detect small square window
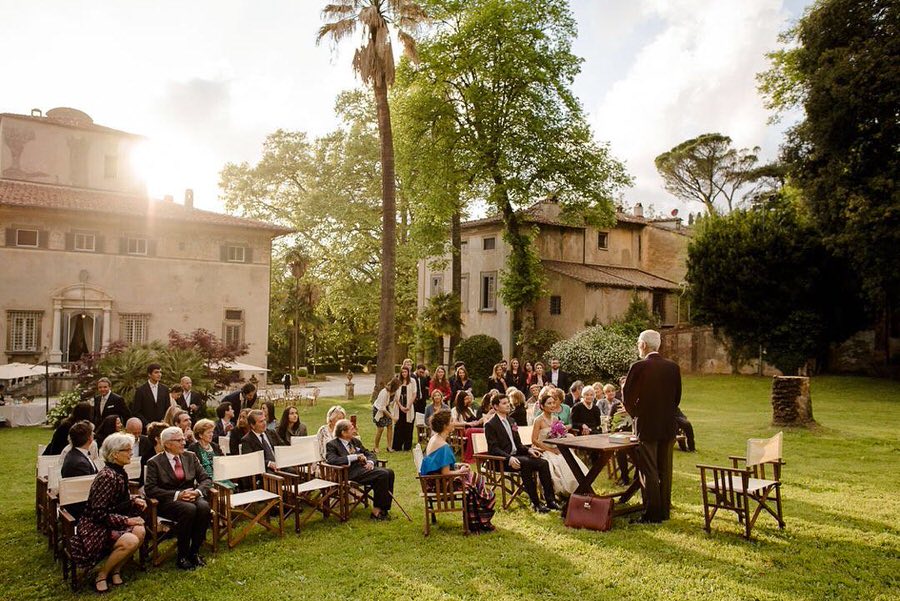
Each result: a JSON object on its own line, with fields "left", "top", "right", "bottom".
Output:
{"left": 16, "top": 229, "right": 38, "bottom": 247}
{"left": 430, "top": 274, "right": 444, "bottom": 297}
{"left": 460, "top": 240, "right": 468, "bottom": 252}
{"left": 550, "top": 296, "right": 562, "bottom": 315}
{"left": 74, "top": 233, "right": 95, "bottom": 252}
{"left": 483, "top": 237, "right": 496, "bottom": 250}
{"left": 597, "top": 232, "right": 609, "bottom": 250}
{"left": 127, "top": 238, "right": 147, "bottom": 255}
{"left": 226, "top": 245, "right": 246, "bottom": 263}
{"left": 120, "top": 314, "right": 149, "bottom": 345}
{"left": 225, "top": 309, "right": 244, "bottom": 321}
{"left": 480, "top": 272, "right": 497, "bottom": 311}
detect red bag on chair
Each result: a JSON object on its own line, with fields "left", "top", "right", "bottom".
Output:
{"left": 564, "top": 494, "right": 613, "bottom": 531}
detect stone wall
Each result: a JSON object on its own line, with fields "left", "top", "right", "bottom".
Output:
{"left": 660, "top": 325, "right": 781, "bottom": 375}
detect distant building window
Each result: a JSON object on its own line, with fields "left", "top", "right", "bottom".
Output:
{"left": 16, "top": 229, "right": 39, "bottom": 248}
{"left": 430, "top": 274, "right": 444, "bottom": 297}
{"left": 226, "top": 245, "right": 246, "bottom": 263}
{"left": 120, "top": 314, "right": 148, "bottom": 345}
{"left": 652, "top": 292, "right": 666, "bottom": 322}
{"left": 74, "top": 233, "right": 95, "bottom": 252}
{"left": 460, "top": 274, "right": 469, "bottom": 312}
{"left": 460, "top": 240, "right": 468, "bottom": 252}
{"left": 7, "top": 311, "right": 42, "bottom": 352}
{"left": 480, "top": 272, "right": 497, "bottom": 311}
{"left": 104, "top": 155, "right": 118, "bottom": 179}
{"left": 483, "top": 237, "right": 496, "bottom": 251}
{"left": 224, "top": 308, "right": 245, "bottom": 348}
{"left": 597, "top": 232, "right": 609, "bottom": 250}
{"left": 550, "top": 296, "right": 562, "bottom": 315}
{"left": 127, "top": 238, "right": 147, "bottom": 255}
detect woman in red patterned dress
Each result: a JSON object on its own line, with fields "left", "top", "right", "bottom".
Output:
{"left": 70, "top": 432, "right": 146, "bottom": 593}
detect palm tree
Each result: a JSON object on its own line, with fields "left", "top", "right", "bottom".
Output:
{"left": 318, "top": 0, "right": 427, "bottom": 390}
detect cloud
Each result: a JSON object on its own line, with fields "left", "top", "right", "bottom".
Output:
{"left": 586, "top": 0, "right": 791, "bottom": 215}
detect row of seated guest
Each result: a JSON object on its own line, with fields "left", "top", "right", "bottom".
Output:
{"left": 418, "top": 410, "right": 495, "bottom": 532}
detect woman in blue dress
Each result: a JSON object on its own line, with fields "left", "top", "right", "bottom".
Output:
{"left": 419, "top": 411, "right": 495, "bottom": 533}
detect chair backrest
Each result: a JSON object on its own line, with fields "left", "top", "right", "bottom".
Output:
{"left": 124, "top": 458, "right": 142, "bottom": 480}
{"left": 37, "top": 444, "right": 46, "bottom": 456}
{"left": 48, "top": 465, "right": 62, "bottom": 493}
{"left": 58, "top": 474, "right": 96, "bottom": 507}
{"left": 219, "top": 436, "right": 231, "bottom": 455}
{"left": 37, "top": 454, "right": 61, "bottom": 479}
{"left": 472, "top": 432, "right": 488, "bottom": 455}
{"left": 517, "top": 425, "right": 534, "bottom": 446}
{"left": 414, "top": 412, "right": 425, "bottom": 427}
{"left": 747, "top": 432, "right": 783, "bottom": 467}
{"left": 413, "top": 444, "right": 423, "bottom": 472}
{"left": 213, "top": 450, "right": 265, "bottom": 481}
{"left": 93, "top": 459, "right": 105, "bottom": 472}
{"left": 275, "top": 437, "right": 319, "bottom": 469}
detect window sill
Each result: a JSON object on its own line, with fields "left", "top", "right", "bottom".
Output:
{"left": 478, "top": 308, "right": 497, "bottom": 314}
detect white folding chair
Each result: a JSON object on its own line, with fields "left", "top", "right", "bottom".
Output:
{"left": 219, "top": 436, "right": 231, "bottom": 455}
{"left": 58, "top": 474, "right": 99, "bottom": 590}
{"left": 274, "top": 438, "right": 340, "bottom": 531}
{"left": 210, "top": 451, "right": 284, "bottom": 550}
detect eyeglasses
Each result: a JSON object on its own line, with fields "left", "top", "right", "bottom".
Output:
{"left": 170, "top": 438, "right": 186, "bottom": 444}
{"left": 119, "top": 447, "right": 133, "bottom": 454}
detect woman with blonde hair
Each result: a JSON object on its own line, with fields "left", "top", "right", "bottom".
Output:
{"left": 316, "top": 405, "right": 346, "bottom": 461}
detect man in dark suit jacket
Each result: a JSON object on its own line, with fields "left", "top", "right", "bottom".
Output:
{"left": 548, "top": 358, "right": 571, "bottom": 393}
{"left": 240, "top": 410, "right": 282, "bottom": 471}
{"left": 94, "top": 377, "right": 130, "bottom": 425}
{"left": 132, "top": 363, "right": 170, "bottom": 426}
{"left": 60, "top": 421, "right": 98, "bottom": 518}
{"left": 179, "top": 376, "right": 207, "bottom": 424}
{"left": 485, "top": 396, "right": 558, "bottom": 513}
{"left": 221, "top": 383, "right": 257, "bottom": 415}
{"left": 623, "top": 330, "right": 681, "bottom": 523}
{"left": 212, "top": 402, "right": 235, "bottom": 439}
{"left": 144, "top": 426, "right": 212, "bottom": 570}
{"left": 325, "top": 419, "right": 395, "bottom": 520}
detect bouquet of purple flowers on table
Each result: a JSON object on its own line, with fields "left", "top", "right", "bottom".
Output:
{"left": 548, "top": 420, "right": 569, "bottom": 439}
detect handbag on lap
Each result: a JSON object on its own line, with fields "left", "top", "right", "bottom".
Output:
{"left": 564, "top": 493, "right": 613, "bottom": 531}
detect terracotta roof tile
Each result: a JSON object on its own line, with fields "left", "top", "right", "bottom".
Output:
{"left": 542, "top": 259, "right": 679, "bottom": 290}
{"left": 462, "top": 199, "right": 646, "bottom": 229}
{"left": 0, "top": 112, "right": 143, "bottom": 138}
{"left": 0, "top": 179, "right": 292, "bottom": 234}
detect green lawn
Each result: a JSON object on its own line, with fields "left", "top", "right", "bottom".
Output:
{"left": 1, "top": 375, "right": 898, "bottom": 600}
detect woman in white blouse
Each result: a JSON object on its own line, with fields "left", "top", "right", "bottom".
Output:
{"left": 316, "top": 405, "right": 346, "bottom": 461}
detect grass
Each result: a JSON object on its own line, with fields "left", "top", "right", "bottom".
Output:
{"left": 1, "top": 375, "right": 898, "bottom": 600}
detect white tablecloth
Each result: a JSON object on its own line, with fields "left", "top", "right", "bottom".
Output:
{"left": 0, "top": 403, "right": 48, "bottom": 427}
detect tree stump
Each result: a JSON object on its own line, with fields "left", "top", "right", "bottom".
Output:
{"left": 771, "top": 376, "right": 815, "bottom": 426}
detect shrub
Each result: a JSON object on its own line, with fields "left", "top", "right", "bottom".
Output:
{"left": 298, "top": 366, "right": 309, "bottom": 378}
{"left": 97, "top": 344, "right": 212, "bottom": 404}
{"left": 47, "top": 386, "right": 87, "bottom": 428}
{"left": 518, "top": 328, "right": 562, "bottom": 363}
{"left": 454, "top": 334, "right": 503, "bottom": 394}
{"left": 544, "top": 326, "right": 638, "bottom": 383}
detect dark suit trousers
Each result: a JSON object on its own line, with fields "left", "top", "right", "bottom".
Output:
{"left": 511, "top": 455, "right": 555, "bottom": 506}
{"left": 352, "top": 467, "right": 395, "bottom": 511}
{"left": 637, "top": 439, "right": 674, "bottom": 521}
{"left": 158, "top": 497, "right": 210, "bottom": 559}
{"left": 675, "top": 415, "right": 695, "bottom": 451}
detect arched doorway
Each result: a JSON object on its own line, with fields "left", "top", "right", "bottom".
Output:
{"left": 50, "top": 282, "right": 113, "bottom": 363}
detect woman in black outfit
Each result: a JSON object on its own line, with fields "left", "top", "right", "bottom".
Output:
{"left": 392, "top": 365, "right": 417, "bottom": 451}
{"left": 450, "top": 365, "right": 473, "bottom": 400}
{"left": 44, "top": 401, "right": 95, "bottom": 455}
{"left": 504, "top": 358, "right": 527, "bottom": 391}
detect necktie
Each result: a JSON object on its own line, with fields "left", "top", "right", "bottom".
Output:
{"left": 173, "top": 455, "right": 185, "bottom": 481}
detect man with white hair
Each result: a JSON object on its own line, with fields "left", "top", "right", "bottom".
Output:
{"left": 623, "top": 329, "right": 681, "bottom": 523}
{"left": 144, "top": 426, "right": 212, "bottom": 570}
{"left": 125, "top": 417, "right": 155, "bottom": 479}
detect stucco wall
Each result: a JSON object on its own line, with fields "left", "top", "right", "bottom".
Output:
{"left": 642, "top": 225, "right": 689, "bottom": 283}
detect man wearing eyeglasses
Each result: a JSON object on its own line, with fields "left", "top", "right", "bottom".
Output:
{"left": 144, "top": 426, "right": 212, "bottom": 570}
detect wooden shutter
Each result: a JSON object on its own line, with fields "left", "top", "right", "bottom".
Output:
{"left": 65, "top": 233, "right": 74, "bottom": 251}
{"left": 95, "top": 235, "right": 105, "bottom": 253}
{"left": 4, "top": 228, "right": 13, "bottom": 247}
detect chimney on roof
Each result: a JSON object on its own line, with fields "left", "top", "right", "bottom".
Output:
{"left": 633, "top": 203, "right": 644, "bottom": 218}
{"left": 30, "top": 108, "right": 43, "bottom": 117}
{"left": 164, "top": 194, "right": 174, "bottom": 203}
{"left": 184, "top": 189, "right": 194, "bottom": 209}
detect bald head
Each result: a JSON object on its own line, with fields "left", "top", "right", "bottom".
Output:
{"left": 125, "top": 417, "right": 143, "bottom": 437}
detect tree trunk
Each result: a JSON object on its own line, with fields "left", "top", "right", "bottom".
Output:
{"left": 373, "top": 78, "right": 397, "bottom": 392}
{"left": 771, "top": 376, "right": 815, "bottom": 426}
{"left": 449, "top": 209, "right": 462, "bottom": 361}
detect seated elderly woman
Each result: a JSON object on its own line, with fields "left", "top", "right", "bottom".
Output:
{"left": 188, "top": 419, "right": 235, "bottom": 489}
{"left": 69, "top": 432, "right": 147, "bottom": 593}
{"left": 316, "top": 405, "right": 346, "bottom": 461}
{"left": 419, "top": 411, "right": 495, "bottom": 533}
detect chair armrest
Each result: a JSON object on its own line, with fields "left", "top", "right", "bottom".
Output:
{"left": 261, "top": 472, "right": 284, "bottom": 495}
{"left": 728, "top": 455, "right": 746, "bottom": 468}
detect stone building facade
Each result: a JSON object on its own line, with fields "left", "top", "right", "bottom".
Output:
{"left": 417, "top": 198, "right": 692, "bottom": 357}
{"left": 0, "top": 108, "right": 289, "bottom": 369}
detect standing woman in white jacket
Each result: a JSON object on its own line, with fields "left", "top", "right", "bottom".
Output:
{"left": 391, "top": 365, "right": 418, "bottom": 451}
{"left": 372, "top": 377, "right": 401, "bottom": 453}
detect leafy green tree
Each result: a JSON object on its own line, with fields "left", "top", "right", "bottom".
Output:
{"left": 317, "top": 0, "right": 428, "bottom": 389}
{"left": 394, "top": 0, "right": 629, "bottom": 339}
{"left": 654, "top": 133, "right": 762, "bottom": 215}
{"left": 759, "top": 0, "right": 900, "bottom": 362}
{"left": 686, "top": 191, "right": 865, "bottom": 373}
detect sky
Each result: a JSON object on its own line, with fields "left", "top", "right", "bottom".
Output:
{"left": 0, "top": 0, "right": 812, "bottom": 217}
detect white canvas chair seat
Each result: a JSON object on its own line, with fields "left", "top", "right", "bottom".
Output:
{"left": 705, "top": 476, "right": 778, "bottom": 494}
{"left": 275, "top": 438, "right": 340, "bottom": 530}
{"left": 229, "top": 488, "right": 280, "bottom": 507}
{"left": 210, "top": 451, "right": 284, "bottom": 550}
{"left": 219, "top": 436, "right": 231, "bottom": 455}
{"left": 293, "top": 478, "right": 338, "bottom": 494}
{"left": 57, "top": 473, "right": 99, "bottom": 587}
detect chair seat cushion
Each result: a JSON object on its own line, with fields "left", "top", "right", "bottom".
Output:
{"left": 293, "top": 478, "right": 338, "bottom": 494}
{"left": 229, "top": 489, "right": 281, "bottom": 507}
{"left": 706, "top": 476, "right": 778, "bottom": 494}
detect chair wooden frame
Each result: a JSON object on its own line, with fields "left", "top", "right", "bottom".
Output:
{"left": 274, "top": 437, "right": 340, "bottom": 532}
{"left": 36, "top": 452, "right": 60, "bottom": 535}
{"left": 415, "top": 412, "right": 429, "bottom": 446}
{"left": 697, "top": 433, "right": 785, "bottom": 539}
{"left": 144, "top": 496, "right": 179, "bottom": 566}
{"left": 471, "top": 432, "right": 527, "bottom": 510}
{"left": 210, "top": 451, "right": 284, "bottom": 550}
{"left": 320, "top": 458, "right": 411, "bottom": 522}
{"left": 413, "top": 449, "right": 468, "bottom": 536}
{"left": 57, "top": 474, "right": 101, "bottom": 590}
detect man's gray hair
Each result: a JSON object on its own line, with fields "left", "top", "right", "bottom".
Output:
{"left": 159, "top": 426, "right": 184, "bottom": 445}
{"left": 100, "top": 432, "right": 134, "bottom": 462}
{"left": 638, "top": 330, "right": 661, "bottom": 352}
{"left": 97, "top": 377, "right": 111, "bottom": 386}
{"left": 333, "top": 419, "right": 353, "bottom": 439}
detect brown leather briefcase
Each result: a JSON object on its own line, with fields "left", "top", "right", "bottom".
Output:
{"left": 564, "top": 493, "right": 613, "bottom": 531}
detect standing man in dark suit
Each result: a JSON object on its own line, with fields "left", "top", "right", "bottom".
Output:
{"left": 325, "top": 419, "right": 395, "bottom": 521}
{"left": 484, "top": 396, "right": 558, "bottom": 513}
{"left": 180, "top": 376, "right": 206, "bottom": 424}
{"left": 144, "top": 426, "right": 212, "bottom": 570}
{"left": 623, "top": 329, "right": 681, "bottom": 523}
{"left": 133, "top": 363, "right": 170, "bottom": 426}
{"left": 221, "top": 383, "right": 257, "bottom": 415}
{"left": 94, "top": 377, "right": 130, "bottom": 425}
{"left": 412, "top": 364, "right": 430, "bottom": 415}
{"left": 548, "top": 358, "right": 571, "bottom": 393}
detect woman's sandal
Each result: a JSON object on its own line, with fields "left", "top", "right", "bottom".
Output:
{"left": 110, "top": 573, "right": 124, "bottom": 586}
{"left": 94, "top": 577, "right": 109, "bottom": 594}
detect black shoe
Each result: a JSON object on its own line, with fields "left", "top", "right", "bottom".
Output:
{"left": 546, "top": 501, "right": 561, "bottom": 511}
{"left": 190, "top": 554, "right": 206, "bottom": 567}
{"left": 176, "top": 557, "right": 196, "bottom": 571}
{"left": 532, "top": 504, "right": 551, "bottom": 514}
{"left": 630, "top": 514, "right": 661, "bottom": 524}
{"left": 370, "top": 512, "right": 389, "bottom": 521}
